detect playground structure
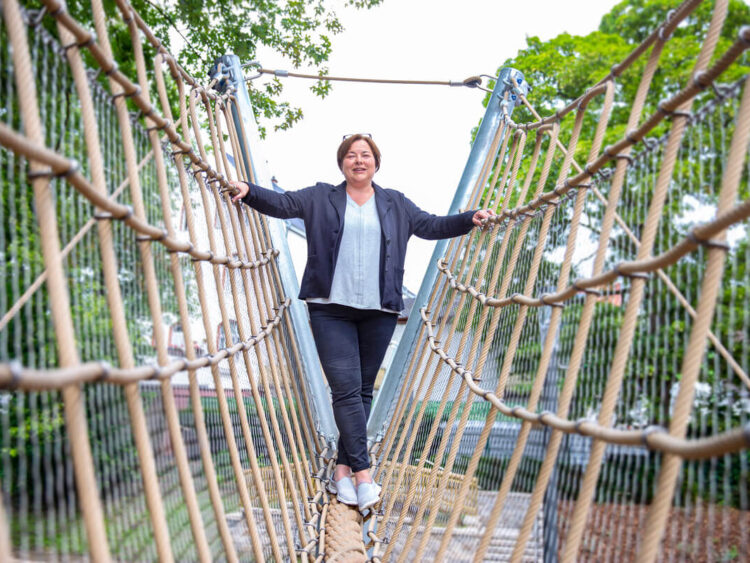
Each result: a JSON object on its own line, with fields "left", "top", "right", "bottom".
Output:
{"left": 0, "top": 0, "right": 749, "bottom": 561}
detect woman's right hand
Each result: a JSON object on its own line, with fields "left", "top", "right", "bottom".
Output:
{"left": 229, "top": 180, "right": 250, "bottom": 203}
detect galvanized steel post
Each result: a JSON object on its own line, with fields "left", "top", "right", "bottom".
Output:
{"left": 211, "top": 54, "right": 338, "bottom": 449}
{"left": 367, "top": 68, "right": 528, "bottom": 444}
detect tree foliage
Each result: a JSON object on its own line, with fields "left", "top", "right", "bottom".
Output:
{"left": 53, "top": 0, "right": 383, "bottom": 135}
{"left": 494, "top": 0, "right": 749, "bottom": 129}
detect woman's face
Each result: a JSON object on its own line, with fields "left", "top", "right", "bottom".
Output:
{"left": 341, "top": 140, "right": 377, "bottom": 188}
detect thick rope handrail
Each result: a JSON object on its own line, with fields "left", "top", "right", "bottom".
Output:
{"left": 0, "top": 300, "right": 290, "bottom": 389}
{"left": 40, "top": 0, "right": 251, "bottom": 196}
{"left": 561, "top": 2, "right": 729, "bottom": 557}
{"left": 0, "top": 120, "right": 281, "bottom": 269}
{"left": 507, "top": 86, "right": 750, "bottom": 400}
{"left": 419, "top": 309, "right": 750, "bottom": 459}
{"left": 0, "top": 149, "right": 154, "bottom": 332}
{"left": 468, "top": 56, "right": 750, "bottom": 396}
{"left": 440, "top": 194, "right": 749, "bottom": 307}
{"left": 477, "top": 74, "right": 749, "bottom": 232}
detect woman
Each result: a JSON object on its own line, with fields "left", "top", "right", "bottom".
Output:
{"left": 230, "top": 134, "right": 493, "bottom": 511}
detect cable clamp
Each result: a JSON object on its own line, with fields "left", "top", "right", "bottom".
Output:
{"left": 62, "top": 35, "right": 95, "bottom": 52}
{"left": 625, "top": 129, "right": 642, "bottom": 146}
{"left": 146, "top": 119, "right": 171, "bottom": 133}
{"left": 104, "top": 61, "right": 118, "bottom": 77}
{"left": 136, "top": 230, "right": 167, "bottom": 242}
{"left": 657, "top": 101, "right": 692, "bottom": 120}
{"left": 658, "top": 9, "right": 677, "bottom": 42}
{"left": 538, "top": 411, "right": 554, "bottom": 425}
{"left": 641, "top": 425, "right": 667, "bottom": 448}
{"left": 738, "top": 25, "right": 750, "bottom": 47}
{"left": 28, "top": 158, "right": 79, "bottom": 179}
{"left": 192, "top": 250, "right": 213, "bottom": 263}
{"left": 658, "top": 24, "right": 671, "bottom": 43}
{"left": 614, "top": 263, "right": 650, "bottom": 280}
{"left": 604, "top": 145, "right": 633, "bottom": 165}
{"left": 687, "top": 231, "right": 730, "bottom": 251}
{"left": 572, "top": 280, "right": 602, "bottom": 297}
{"left": 48, "top": 3, "right": 66, "bottom": 16}
{"left": 8, "top": 360, "right": 22, "bottom": 391}
{"left": 112, "top": 84, "right": 141, "bottom": 101}
{"left": 150, "top": 365, "right": 163, "bottom": 380}
{"left": 574, "top": 418, "right": 588, "bottom": 433}
{"left": 540, "top": 294, "right": 564, "bottom": 308}
{"left": 167, "top": 241, "right": 193, "bottom": 254}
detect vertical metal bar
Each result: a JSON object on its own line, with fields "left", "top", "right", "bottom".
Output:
{"left": 367, "top": 68, "right": 527, "bottom": 443}
{"left": 211, "top": 54, "right": 338, "bottom": 448}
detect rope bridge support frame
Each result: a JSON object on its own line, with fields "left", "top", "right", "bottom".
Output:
{"left": 365, "top": 66, "right": 528, "bottom": 557}
{"left": 367, "top": 67, "right": 529, "bottom": 446}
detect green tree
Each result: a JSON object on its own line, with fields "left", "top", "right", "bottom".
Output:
{"left": 60, "top": 0, "right": 384, "bottom": 135}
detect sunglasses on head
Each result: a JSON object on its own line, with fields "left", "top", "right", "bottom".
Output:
{"left": 342, "top": 133, "right": 372, "bottom": 140}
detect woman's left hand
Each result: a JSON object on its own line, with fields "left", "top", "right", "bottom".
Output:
{"left": 472, "top": 208, "right": 496, "bottom": 228}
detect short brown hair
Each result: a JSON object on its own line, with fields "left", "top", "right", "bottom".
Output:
{"left": 337, "top": 134, "right": 381, "bottom": 171}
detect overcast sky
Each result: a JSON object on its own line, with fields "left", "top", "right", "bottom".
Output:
{"left": 254, "top": 0, "right": 620, "bottom": 290}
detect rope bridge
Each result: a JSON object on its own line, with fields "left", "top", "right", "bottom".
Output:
{"left": 0, "top": 1, "right": 748, "bottom": 562}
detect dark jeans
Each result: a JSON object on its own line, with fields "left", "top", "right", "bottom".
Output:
{"left": 308, "top": 302, "right": 398, "bottom": 472}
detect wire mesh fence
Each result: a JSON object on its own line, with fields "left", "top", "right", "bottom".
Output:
{"left": 368, "top": 1, "right": 750, "bottom": 561}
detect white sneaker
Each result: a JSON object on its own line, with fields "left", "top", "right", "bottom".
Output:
{"left": 357, "top": 481, "right": 382, "bottom": 512}
{"left": 327, "top": 476, "right": 358, "bottom": 506}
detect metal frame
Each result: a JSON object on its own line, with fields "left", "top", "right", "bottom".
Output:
{"left": 367, "top": 67, "right": 528, "bottom": 444}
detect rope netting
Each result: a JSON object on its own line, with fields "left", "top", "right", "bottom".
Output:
{"left": 367, "top": 1, "right": 750, "bottom": 561}
{"left": 0, "top": 0, "right": 749, "bottom": 561}
{"left": 0, "top": 0, "right": 333, "bottom": 560}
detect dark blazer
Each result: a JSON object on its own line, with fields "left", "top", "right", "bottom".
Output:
{"left": 242, "top": 181, "right": 476, "bottom": 311}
